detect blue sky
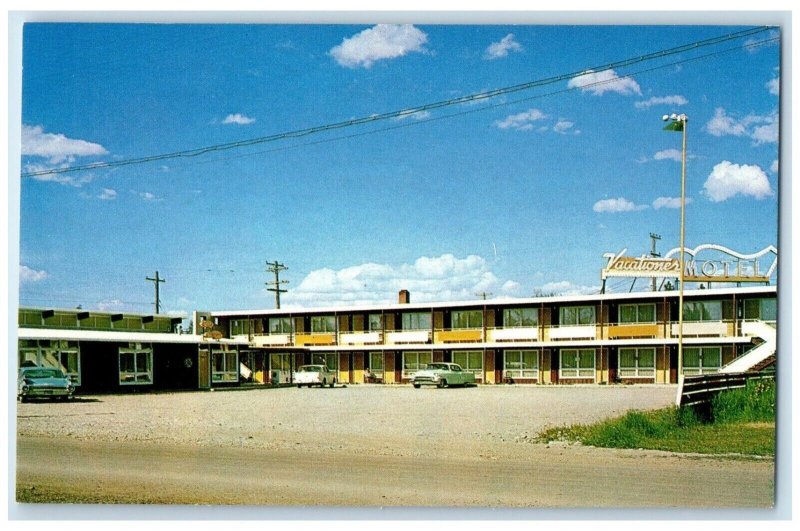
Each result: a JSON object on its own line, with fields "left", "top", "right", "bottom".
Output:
{"left": 15, "top": 22, "right": 781, "bottom": 317}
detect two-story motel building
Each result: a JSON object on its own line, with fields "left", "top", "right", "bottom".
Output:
{"left": 17, "top": 284, "right": 776, "bottom": 393}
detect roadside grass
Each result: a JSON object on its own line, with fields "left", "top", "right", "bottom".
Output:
{"left": 537, "top": 379, "right": 775, "bottom": 457}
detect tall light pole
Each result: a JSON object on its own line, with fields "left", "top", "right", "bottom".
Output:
{"left": 663, "top": 113, "right": 688, "bottom": 384}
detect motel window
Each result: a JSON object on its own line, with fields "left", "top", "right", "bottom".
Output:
{"left": 269, "top": 317, "right": 292, "bottom": 334}
{"left": 270, "top": 353, "right": 292, "bottom": 373}
{"left": 368, "top": 314, "right": 383, "bottom": 331}
{"left": 19, "top": 340, "right": 82, "bottom": 386}
{"left": 312, "top": 352, "right": 338, "bottom": 373}
{"left": 369, "top": 352, "right": 384, "bottom": 377}
{"left": 560, "top": 349, "right": 595, "bottom": 379}
{"left": 452, "top": 350, "right": 483, "bottom": 378}
{"left": 683, "top": 301, "right": 722, "bottom": 322}
{"left": 311, "top": 316, "right": 336, "bottom": 333}
{"left": 503, "top": 308, "right": 538, "bottom": 328}
{"left": 402, "top": 351, "right": 432, "bottom": 378}
{"left": 504, "top": 350, "right": 538, "bottom": 380}
{"left": 119, "top": 344, "right": 153, "bottom": 385}
{"left": 618, "top": 348, "right": 656, "bottom": 378}
{"left": 402, "top": 312, "right": 431, "bottom": 331}
{"left": 619, "top": 303, "right": 656, "bottom": 324}
{"left": 683, "top": 346, "right": 722, "bottom": 376}
{"left": 744, "top": 299, "right": 777, "bottom": 322}
{"left": 212, "top": 349, "right": 239, "bottom": 382}
{"left": 230, "top": 319, "right": 249, "bottom": 336}
{"left": 451, "top": 310, "right": 483, "bottom": 329}
{"left": 560, "top": 306, "right": 596, "bottom": 326}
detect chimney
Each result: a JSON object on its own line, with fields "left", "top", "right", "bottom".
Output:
{"left": 398, "top": 289, "right": 410, "bottom": 304}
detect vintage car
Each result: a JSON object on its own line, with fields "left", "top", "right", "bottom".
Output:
{"left": 411, "top": 362, "right": 476, "bottom": 388}
{"left": 18, "top": 367, "right": 75, "bottom": 402}
{"left": 293, "top": 364, "right": 336, "bottom": 388}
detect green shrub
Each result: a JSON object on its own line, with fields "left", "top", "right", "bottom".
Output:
{"left": 711, "top": 378, "right": 775, "bottom": 424}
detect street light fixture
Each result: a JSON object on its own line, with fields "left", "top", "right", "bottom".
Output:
{"left": 662, "top": 113, "right": 688, "bottom": 385}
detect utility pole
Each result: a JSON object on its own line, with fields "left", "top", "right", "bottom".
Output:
{"left": 266, "top": 261, "right": 289, "bottom": 309}
{"left": 475, "top": 291, "right": 492, "bottom": 300}
{"left": 649, "top": 233, "right": 662, "bottom": 291}
{"left": 146, "top": 271, "right": 166, "bottom": 314}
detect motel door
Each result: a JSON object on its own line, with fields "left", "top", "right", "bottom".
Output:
{"left": 198, "top": 347, "right": 211, "bottom": 389}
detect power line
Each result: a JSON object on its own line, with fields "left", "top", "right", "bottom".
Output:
{"left": 20, "top": 26, "right": 772, "bottom": 179}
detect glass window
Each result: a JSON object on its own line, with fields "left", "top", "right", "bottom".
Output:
{"left": 368, "top": 314, "right": 383, "bottom": 331}
{"left": 560, "top": 306, "right": 595, "bottom": 326}
{"left": 619, "top": 304, "right": 656, "bottom": 323}
{"left": 311, "top": 316, "right": 336, "bottom": 333}
{"left": 402, "top": 312, "right": 431, "bottom": 330}
{"left": 369, "top": 352, "right": 384, "bottom": 376}
{"left": 230, "top": 319, "right": 248, "bottom": 336}
{"left": 744, "top": 298, "right": 776, "bottom": 321}
{"left": 451, "top": 310, "right": 483, "bottom": 329}
{"left": 683, "top": 347, "right": 722, "bottom": 376}
{"left": 453, "top": 350, "right": 483, "bottom": 377}
{"left": 312, "top": 352, "right": 338, "bottom": 372}
{"left": 504, "top": 308, "right": 539, "bottom": 327}
{"left": 402, "top": 351, "right": 432, "bottom": 378}
{"left": 119, "top": 344, "right": 153, "bottom": 385}
{"left": 683, "top": 301, "right": 722, "bottom": 321}
{"left": 504, "top": 350, "right": 538, "bottom": 379}
{"left": 270, "top": 353, "right": 292, "bottom": 373}
{"left": 269, "top": 317, "right": 292, "bottom": 334}
{"left": 618, "top": 348, "right": 656, "bottom": 378}
{"left": 560, "top": 349, "right": 595, "bottom": 379}
{"left": 212, "top": 349, "right": 239, "bottom": 382}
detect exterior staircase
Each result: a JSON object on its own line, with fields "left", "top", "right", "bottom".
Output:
{"left": 719, "top": 320, "right": 776, "bottom": 373}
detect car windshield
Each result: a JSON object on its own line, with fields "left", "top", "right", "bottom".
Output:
{"left": 427, "top": 363, "right": 448, "bottom": 370}
{"left": 22, "top": 368, "right": 64, "bottom": 379}
{"left": 299, "top": 366, "right": 321, "bottom": 372}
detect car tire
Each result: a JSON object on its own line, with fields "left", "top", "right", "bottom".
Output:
{"left": 413, "top": 383, "right": 421, "bottom": 389}
{"left": 322, "top": 378, "right": 327, "bottom": 388}
{"left": 437, "top": 379, "right": 447, "bottom": 389}
{"left": 329, "top": 378, "right": 335, "bottom": 388}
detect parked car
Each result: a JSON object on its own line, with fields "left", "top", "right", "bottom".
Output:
{"left": 412, "top": 362, "right": 476, "bottom": 388}
{"left": 293, "top": 364, "right": 336, "bottom": 388}
{"left": 18, "top": 367, "right": 75, "bottom": 402}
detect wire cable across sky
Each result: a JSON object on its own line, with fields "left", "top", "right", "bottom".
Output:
{"left": 20, "top": 25, "right": 773, "bottom": 179}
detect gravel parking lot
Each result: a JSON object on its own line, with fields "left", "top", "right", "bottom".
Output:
{"left": 15, "top": 384, "right": 775, "bottom": 507}
{"left": 17, "top": 384, "right": 678, "bottom": 455}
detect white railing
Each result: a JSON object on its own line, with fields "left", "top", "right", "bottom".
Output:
{"left": 339, "top": 331, "right": 383, "bottom": 345}
{"left": 488, "top": 327, "right": 540, "bottom": 342}
{"left": 386, "top": 330, "right": 431, "bottom": 344}
{"left": 549, "top": 325, "right": 596, "bottom": 340}
{"left": 671, "top": 321, "right": 729, "bottom": 337}
{"left": 252, "top": 334, "right": 293, "bottom": 347}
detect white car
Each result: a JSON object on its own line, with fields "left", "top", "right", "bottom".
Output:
{"left": 293, "top": 364, "right": 336, "bottom": 388}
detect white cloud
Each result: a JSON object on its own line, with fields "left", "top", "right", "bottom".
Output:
{"left": 567, "top": 69, "right": 641, "bottom": 96}
{"left": 635, "top": 95, "right": 688, "bottom": 109}
{"left": 131, "top": 190, "right": 162, "bottom": 202}
{"left": 392, "top": 109, "right": 431, "bottom": 121}
{"left": 20, "top": 265, "right": 48, "bottom": 283}
{"left": 22, "top": 124, "right": 108, "bottom": 164}
{"left": 771, "top": 160, "right": 779, "bottom": 173}
{"left": 96, "top": 299, "right": 125, "bottom": 311}
{"left": 535, "top": 281, "right": 599, "bottom": 296}
{"left": 484, "top": 33, "right": 523, "bottom": 60}
{"left": 281, "top": 254, "right": 520, "bottom": 307}
{"left": 329, "top": 24, "right": 428, "bottom": 68}
{"left": 592, "top": 197, "right": 649, "bottom": 213}
{"left": 652, "top": 196, "right": 694, "bottom": 209}
{"left": 653, "top": 149, "right": 682, "bottom": 162}
{"left": 222, "top": 113, "right": 256, "bottom": 125}
{"left": 494, "top": 109, "right": 548, "bottom": 131}
{"left": 703, "top": 161, "right": 774, "bottom": 202}
{"left": 553, "top": 119, "right": 579, "bottom": 135}
{"left": 98, "top": 188, "right": 117, "bottom": 200}
{"left": 705, "top": 107, "right": 778, "bottom": 145}
{"left": 766, "top": 77, "right": 779, "bottom": 96}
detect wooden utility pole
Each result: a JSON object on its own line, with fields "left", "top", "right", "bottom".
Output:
{"left": 650, "top": 233, "right": 662, "bottom": 291}
{"left": 266, "top": 261, "right": 289, "bottom": 309}
{"left": 146, "top": 271, "right": 166, "bottom": 314}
